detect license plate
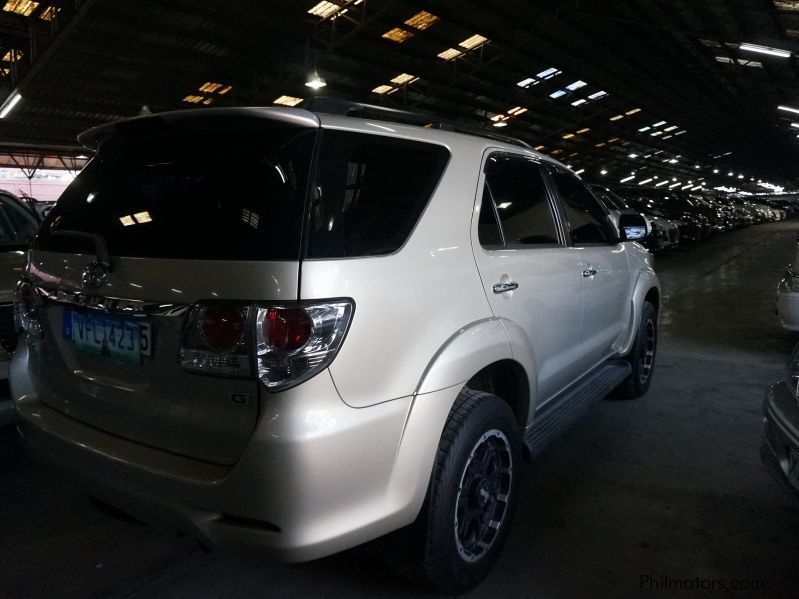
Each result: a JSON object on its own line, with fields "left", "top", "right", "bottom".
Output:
{"left": 787, "top": 446, "right": 799, "bottom": 490}
{"left": 62, "top": 309, "right": 151, "bottom": 364}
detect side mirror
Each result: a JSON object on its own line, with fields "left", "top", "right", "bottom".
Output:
{"left": 618, "top": 213, "right": 648, "bottom": 241}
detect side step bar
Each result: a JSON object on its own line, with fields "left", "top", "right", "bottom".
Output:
{"left": 523, "top": 359, "right": 632, "bottom": 459}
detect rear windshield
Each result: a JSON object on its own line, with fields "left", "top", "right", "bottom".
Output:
{"left": 35, "top": 117, "right": 316, "bottom": 260}
{"left": 307, "top": 131, "right": 449, "bottom": 258}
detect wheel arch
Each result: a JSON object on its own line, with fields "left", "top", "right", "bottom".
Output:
{"left": 618, "top": 268, "right": 661, "bottom": 356}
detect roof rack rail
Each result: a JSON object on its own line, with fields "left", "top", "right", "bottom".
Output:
{"left": 302, "top": 97, "right": 532, "bottom": 150}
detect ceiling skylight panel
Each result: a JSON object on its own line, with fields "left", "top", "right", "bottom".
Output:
{"left": 405, "top": 10, "right": 439, "bottom": 30}
{"left": 273, "top": 95, "right": 303, "bottom": 106}
{"left": 307, "top": 1, "right": 341, "bottom": 18}
{"left": 2, "top": 0, "right": 37, "bottom": 16}
{"left": 537, "top": 67, "right": 561, "bottom": 79}
{"left": 390, "top": 73, "right": 418, "bottom": 85}
{"left": 459, "top": 34, "right": 489, "bottom": 49}
{"left": 382, "top": 28, "right": 413, "bottom": 43}
{"left": 438, "top": 48, "right": 463, "bottom": 60}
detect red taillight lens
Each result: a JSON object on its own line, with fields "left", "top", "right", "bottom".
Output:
{"left": 264, "top": 307, "right": 313, "bottom": 352}
{"left": 200, "top": 305, "right": 246, "bottom": 352}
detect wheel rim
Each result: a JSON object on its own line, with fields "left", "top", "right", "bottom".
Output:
{"left": 454, "top": 429, "right": 513, "bottom": 563}
{"left": 637, "top": 317, "right": 656, "bottom": 384}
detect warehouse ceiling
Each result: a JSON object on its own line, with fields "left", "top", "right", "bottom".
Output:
{"left": 0, "top": 0, "right": 798, "bottom": 191}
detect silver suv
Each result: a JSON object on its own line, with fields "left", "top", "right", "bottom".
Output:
{"left": 12, "top": 106, "right": 660, "bottom": 593}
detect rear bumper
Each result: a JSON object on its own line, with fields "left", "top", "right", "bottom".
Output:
{"left": 761, "top": 382, "right": 799, "bottom": 501}
{"left": 11, "top": 343, "right": 454, "bottom": 561}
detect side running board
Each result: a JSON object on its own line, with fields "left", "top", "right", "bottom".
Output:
{"left": 523, "top": 359, "right": 632, "bottom": 459}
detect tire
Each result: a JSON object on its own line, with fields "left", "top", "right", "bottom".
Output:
{"left": 417, "top": 389, "right": 521, "bottom": 594}
{"left": 616, "top": 300, "right": 658, "bottom": 398}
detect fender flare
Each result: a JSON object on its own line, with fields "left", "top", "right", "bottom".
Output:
{"left": 618, "top": 266, "right": 660, "bottom": 356}
{"left": 414, "top": 317, "right": 513, "bottom": 395}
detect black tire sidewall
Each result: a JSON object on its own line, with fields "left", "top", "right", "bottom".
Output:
{"left": 629, "top": 301, "right": 658, "bottom": 396}
{"left": 422, "top": 392, "right": 521, "bottom": 593}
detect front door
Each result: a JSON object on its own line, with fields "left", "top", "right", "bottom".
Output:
{"left": 547, "top": 166, "right": 632, "bottom": 371}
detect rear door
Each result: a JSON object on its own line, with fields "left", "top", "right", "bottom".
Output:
{"left": 546, "top": 166, "right": 631, "bottom": 371}
{"left": 472, "top": 153, "right": 583, "bottom": 410}
{"left": 26, "top": 113, "right": 316, "bottom": 465}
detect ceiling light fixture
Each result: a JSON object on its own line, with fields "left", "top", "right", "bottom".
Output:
{"left": 0, "top": 90, "right": 21, "bottom": 118}
{"left": 739, "top": 42, "right": 792, "bottom": 57}
{"left": 305, "top": 70, "right": 327, "bottom": 89}
{"left": 779, "top": 105, "right": 799, "bottom": 114}
{"left": 620, "top": 175, "right": 635, "bottom": 183}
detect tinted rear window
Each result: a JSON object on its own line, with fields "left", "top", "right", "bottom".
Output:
{"left": 35, "top": 117, "right": 316, "bottom": 260}
{"left": 307, "top": 131, "right": 449, "bottom": 258}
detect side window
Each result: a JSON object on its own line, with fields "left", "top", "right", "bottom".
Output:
{"left": 480, "top": 155, "right": 560, "bottom": 248}
{"left": 478, "top": 188, "right": 502, "bottom": 247}
{"left": 0, "top": 194, "right": 38, "bottom": 243}
{"left": 307, "top": 131, "right": 450, "bottom": 258}
{"left": 550, "top": 169, "right": 614, "bottom": 245}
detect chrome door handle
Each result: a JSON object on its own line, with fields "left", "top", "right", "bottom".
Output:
{"left": 493, "top": 281, "right": 519, "bottom": 294}
{"left": 582, "top": 268, "right": 597, "bottom": 277}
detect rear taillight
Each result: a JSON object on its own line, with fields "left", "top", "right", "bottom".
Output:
{"left": 264, "top": 308, "right": 313, "bottom": 352}
{"left": 14, "top": 279, "right": 41, "bottom": 337}
{"left": 179, "top": 303, "right": 251, "bottom": 377}
{"left": 179, "top": 299, "right": 353, "bottom": 389}
{"left": 256, "top": 301, "right": 353, "bottom": 391}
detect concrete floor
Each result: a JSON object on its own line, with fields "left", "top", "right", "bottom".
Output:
{"left": 2, "top": 221, "right": 799, "bottom": 598}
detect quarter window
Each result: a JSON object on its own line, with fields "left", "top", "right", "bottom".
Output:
{"left": 307, "top": 131, "right": 450, "bottom": 258}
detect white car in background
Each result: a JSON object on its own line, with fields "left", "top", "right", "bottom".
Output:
{"left": 0, "top": 190, "right": 39, "bottom": 425}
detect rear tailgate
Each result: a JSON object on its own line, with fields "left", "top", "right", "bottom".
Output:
{"left": 24, "top": 110, "right": 317, "bottom": 464}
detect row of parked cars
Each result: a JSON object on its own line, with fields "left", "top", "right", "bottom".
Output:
{"left": 591, "top": 184, "right": 788, "bottom": 253}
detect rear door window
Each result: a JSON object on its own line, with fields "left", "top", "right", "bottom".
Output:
{"left": 306, "top": 131, "right": 449, "bottom": 258}
{"left": 481, "top": 155, "right": 560, "bottom": 248}
{"left": 35, "top": 118, "right": 316, "bottom": 260}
